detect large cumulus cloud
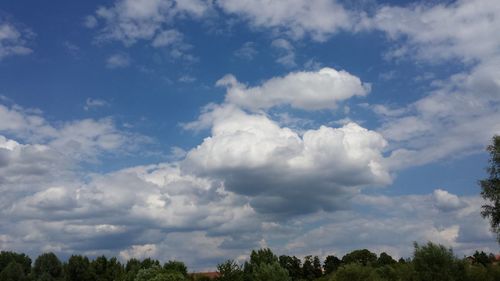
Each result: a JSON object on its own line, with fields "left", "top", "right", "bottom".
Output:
{"left": 183, "top": 105, "right": 389, "bottom": 216}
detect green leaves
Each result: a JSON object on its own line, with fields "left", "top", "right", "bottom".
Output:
{"left": 480, "top": 135, "right": 500, "bottom": 242}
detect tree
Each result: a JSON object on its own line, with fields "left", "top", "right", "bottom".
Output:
{"left": 33, "top": 253, "right": 63, "bottom": 281}
{"left": 312, "top": 256, "right": 322, "bottom": 278}
{"left": 302, "top": 256, "right": 315, "bottom": 280}
{"left": 163, "top": 261, "right": 187, "bottom": 277}
{"left": 334, "top": 263, "right": 378, "bottom": 281}
{"left": 0, "top": 261, "right": 27, "bottom": 281}
{"left": 278, "top": 255, "right": 301, "bottom": 281}
{"left": 412, "top": 242, "right": 459, "bottom": 281}
{"left": 480, "top": 135, "right": 500, "bottom": 242}
{"left": 323, "top": 255, "right": 341, "bottom": 275}
{"left": 134, "top": 266, "right": 185, "bottom": 281}
{"left": 243, "top": 248, "right": 280, "bottom": 281}
{"left": 472, "top": 251, "right": 491, "bottom": 266}
{"left": 0, "top": 251, "right": 31, "bottom": 276}
{"left": 250, "top": 262, "right": 289, "bottom": 281}
{"left": 341, "top": 249, "right": 377, "bottom": 266}
{"left": 377, "top": 252, "right": 396, "bottom": 267}
{"left": 65, "top": 255, "right": 93, "bottom": 281}
{"left": 216, "top": 260, "right": 243, "bottom": 281}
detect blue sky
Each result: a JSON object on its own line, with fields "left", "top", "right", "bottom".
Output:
{"left": 0, "top": 0, "right": 499, "bottom": 270}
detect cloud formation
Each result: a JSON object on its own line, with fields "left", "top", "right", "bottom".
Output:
{"left": 217, "top": 0, "right": 352, "bottom": 41}
{"left": 0, "top": 20, "right": 33, "bottom": 60}
{"left": 218, "top": 67, "right": 370, "bottom": 111}
{"left": 183, "top": 105, "right": 390, "bottom": 216}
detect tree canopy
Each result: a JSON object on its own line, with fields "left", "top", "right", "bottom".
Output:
{"left": 480, "top": 135, "right": 500, "bottom": 242}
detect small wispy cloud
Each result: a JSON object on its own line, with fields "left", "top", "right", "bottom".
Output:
{"left": 271, "top": 38, "right": 296, "bottom": 67}
{"left": 84, "top": 98, "right": 109, "bottom": 111}
{"left": 234, "top": 42, "right": 258, "bottom": 60}
{"left": 106, "top": 53, "right": 130, "bottom": 69}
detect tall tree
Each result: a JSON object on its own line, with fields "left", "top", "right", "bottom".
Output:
{"left": 412, "top": 242, "right": 462, "bottom": 281}
{"left": 163, "top": 261, "right": 187, "bottom": 277}
{"left": 278, "top": 255, "right": 301, "bottom": 281}
{"left": 323, "top": 255, "right": 341, "bottom": 275}
{"left": 33, "top": 253, "right": 63, "bottom": 281}
{"left": 65, "top": 255, "right": 92, "bottom": 281}
{"left": 0, "top": 251, "right": 31, "bottom": 276}
{"left": 0, "top": 261, "right": 27, "bottom": 281}
{"left": 216, "top": 260, "right": 243, "bottom": 281}
{"left": 302, "top": 256, "right": 315, "bottom": 281}
{"left": 480, "top": 135, "right": 500, "bottom": 242}
{"left": 312, "top": 256, "right": 322, "bottom": 278}
{"left": 341, "top": 249, "right": 377, "bottom": 266}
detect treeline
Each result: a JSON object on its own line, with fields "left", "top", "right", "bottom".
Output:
{"left": 0, "top": 242, "right": 499, "bottom": 281}
{"left": 217, "top": 243, "right": 500, "bottom": 281}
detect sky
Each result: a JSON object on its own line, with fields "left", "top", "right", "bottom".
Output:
{"left": 0, "top": 0, "right": 499, "bottom": 271}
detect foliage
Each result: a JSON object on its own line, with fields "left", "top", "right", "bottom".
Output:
{"left": 0, "top": 261, "right": 28, "bottom": 281}
{"left": 216, "top": 260, "right": 243, "bottom": 281}
{"left": 66, "top": 255, "right": 93, "bottom": 281}
{"left": 0, "top": 251, "right": 31, "bottom": 276}
{"left": 341, "top": 249, "right": 377, "bottom": 266}
{"left": 250, "top": 262, "right": 289, "bottom": 281}
{"left": 279, "top": 255, "right": 302, "bottom": 280}
{"left": 33, "top": 253, "right": 63, "bottom": 280}
{"left": 323, "top": 255, "right": 341, "bottom": 275}
{"left": 333, "top": 263, "right": 378, "bottom": 281}
{"left": 412, "top": 242, "right": 459, "bottom": 281}
{"left": 377, "top": 252, "right": 396, "bottom": 267}
{"left": 163, "top": 261, "right": 187, "bottom": 277}
{"left": 480, "top": 135, "right": 500, "bottom": 242}
{"left": 0, "top": 243, "right": 498, "bottom": 281}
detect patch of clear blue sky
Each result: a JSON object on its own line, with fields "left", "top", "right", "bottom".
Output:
{"left": 0, "top": 0, "right": 487, "bottom": 194}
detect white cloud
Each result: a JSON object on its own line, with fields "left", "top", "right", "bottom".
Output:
{"left": 216, "top": 0, "right": 353, "bottom": 41}
{"left": 91, "top": 0, "right": 211, "bottom": 45}
{"left": 234, "top": 42, "right": 258, "bottom": 61}
{"left": 363, "top": 0, "right": 500, "bottom": 63}
{"left": 433, "top": 189, "right": 467, "bottom": 212}
{"left": 271, "top": 38, "right": 296, "bottom": 67}
{"left": 84, "top": 98, "right": 109, "bottom": 111}
{"left": 0, "top": 103, "right": 144, "bottom": 161}
{"left": 218, "top": 67, "right": 371, "bottom": 111}
{"left": 0, "top": 21, "right": 33, "bottom": 61}
{"left": 152, "top": 29, "right": 183, "bottom": 47}
{"left": 183, "top": 105, "right": 390, "bottom": 216}
{"left": 106, "top": 53, "right": 130, "bottom": 68}
{"left": 382, "top": 59, "right": 500, "bottom": 169}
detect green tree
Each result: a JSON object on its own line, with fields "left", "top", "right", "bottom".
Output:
{"left": 216, "top": 260, "right": 243, "bottom": 281}
{"left": 377, "top": 252, "right": 396, "bottom": 267}
{"left": 105, "top": 257, "right": 125, "bottom": 281}
{"left": 33, "top": 253, "right": 63, "bottom": 281}
{"left": 323, "top": 255, "right": 341, "bottom": 275}
{"left": 278, "top": 255, "right": 301, "bottom": 281}
{"left": 0, "top": 261, "right": 27, "bottom": 281}
{"left": 412, "top": 242, "right": 458, "bottom": 281}
{"left": 251, "top": 262, "right": 289, "bottom": 281}
{"left": 334, "top": 263, "right": 378, "bottom": 281}
{"left": 163, "top": 261, "right": 187, "bottom": 277}
{"left": 302, "top": 256, "right": 315, "bottom": 280}
{"left": 243, "top": 248, "right": 280, "bottom": 281}
{"left": 66, "top": 255, "right": 93, "bottom": 281}
{"left": 0, "top": 252, "right": 31, "bottom": 276}
{"left": 90, "top": 256, "right": 108, "bottom": 281}
{"left": 312, "top": 256, "right": 322, "bottom": 278}
{"left": 341, "top": 249, "right": 377, "bottom": 266}
{"left": 135, "top": 265, "right": 185, "bottom": 281}
{"left": 480, "top": 135, "right": 500, "bottom": 242}
{"left": 472, "top": 251, "right": 491, "bottom": 266}
{"left": 466, "top": 264, "right": 490, "bottom": 281}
